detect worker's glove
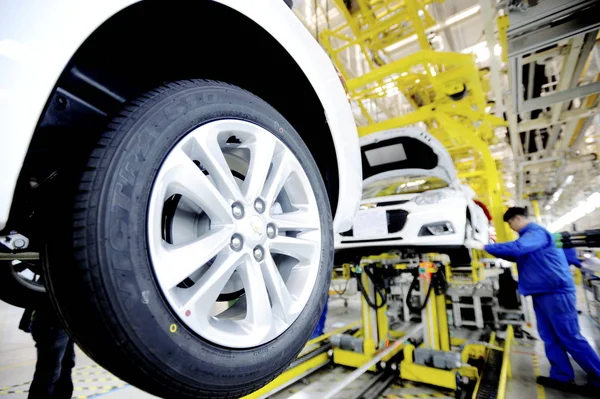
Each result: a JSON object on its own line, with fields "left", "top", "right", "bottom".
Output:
{"left": 464, "top": 239, "right": 485, "bottom": 250}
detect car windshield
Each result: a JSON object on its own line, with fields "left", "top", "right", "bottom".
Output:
{"left": 362, "top": 175, "right": 449, "bottom": 199}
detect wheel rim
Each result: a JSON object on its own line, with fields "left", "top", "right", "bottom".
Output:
{"left": 10, "top": 260, "right": 45, "bottom": 293}
{"left": 148, "top": 119, "right": 322, "bottom": 348}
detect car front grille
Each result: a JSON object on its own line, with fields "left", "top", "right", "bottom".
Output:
{"left": 341, "top": 209, "right": 409, "bottom": 237}
{"left": 387, "top": 209, "right": 409, "bottom": 233}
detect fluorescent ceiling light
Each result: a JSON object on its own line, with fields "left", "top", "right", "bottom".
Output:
{"left": 547, "top": 192, "right": 600, "bottom": 232}
{"left": 564, "top": 175, "right": 574, "bottom": 185}
{"left": 552, "top": 188, "right": 564, "bottom": 202}
{"left": 445, "top": 5, "right": 480, "bottom": 25}
{"left": 462, "top": 42, "right": 501, "bottom": 63}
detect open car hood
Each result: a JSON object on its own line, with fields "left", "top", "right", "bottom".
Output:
{"left": 360, "top": 126, "right": 458, "bottom": 186}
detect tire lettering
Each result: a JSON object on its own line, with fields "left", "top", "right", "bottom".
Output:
{"left": 164, "top": 99, "right": 190, "bottom": 121}
{"left": 203, "top": 93, "right": 218, "bottom": 103}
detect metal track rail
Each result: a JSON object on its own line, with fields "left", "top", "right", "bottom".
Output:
{"left": 322, "top": 324, "right": 423, "bottom": 399}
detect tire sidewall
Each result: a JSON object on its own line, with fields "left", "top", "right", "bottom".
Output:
{"left": 94, "top": 83, "right": 333, "bottom": 388}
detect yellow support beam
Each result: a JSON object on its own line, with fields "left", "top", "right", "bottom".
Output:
{"left": 357, "top": 105, "right": 435, "bottom": 136}
{"left": 346, "top": 50, "right": 474, "bottom": 91}
{"left": 405, "top": 0, "right": 430, "bottom": 50}
{"left": 531, "top": 200, "right": 542, "bottom": 224}
{"left": 497, "top": 15, "right": 509, "bottom": 64}
{"left": 435, "top": 113, "right": 509, "bottom": 242}
{"left": 241, "top": 352, "right": 330, "bottom": 399}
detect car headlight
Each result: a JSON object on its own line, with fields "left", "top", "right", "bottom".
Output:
{"left": 413, "top": 190, "right": 455, "bottom": 205}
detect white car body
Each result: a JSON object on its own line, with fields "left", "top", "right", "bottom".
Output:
{"left": 0, "top": 0, "right": 361, "bottom": 233}
{"left": 335, "top": 127, "right": 489, "bottom": 257}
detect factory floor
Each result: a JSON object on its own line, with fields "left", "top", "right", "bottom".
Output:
{"left": 1, "top": 290, "right": 599, "bottom": 399}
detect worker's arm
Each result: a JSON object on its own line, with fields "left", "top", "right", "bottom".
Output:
{"left": 494, "top": 254, "right": 516, "bottom": 263}
{"left": 484, "top": 229, "right": 547, "bottom": 258}
{"left": 564, "top": 248, "right": 582, "bottom": 268}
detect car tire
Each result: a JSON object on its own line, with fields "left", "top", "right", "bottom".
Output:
{"left": 0, "top": 260, "right": 45, "bottom": 309}
{"left": 44, "top": 80, "right": 333, "bottom": 398}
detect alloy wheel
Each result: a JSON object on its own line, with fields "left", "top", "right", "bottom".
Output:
{"left": 147, "top": 120, "right": 322, "bottom": 348}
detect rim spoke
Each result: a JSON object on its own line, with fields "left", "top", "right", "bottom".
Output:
{"left": 261, "top": 253, "right": 296, "bottom": 324}
{"left": 262, "top": 152, "right": 295, "bottom": 207}
{"left": 241, "top": 133, "right": 278, "bottom": 202}
{"left": 179, "top": 251, "right": 245, "bottom": 314}
{"left": 157, "top": 148, "right": 233, "bottom": 224}
{"left": 191, "top": 125, "right": 243, "bottom": 202}
{"left": 270, "top": 205, "right": 320, "bottom": 232}
{"left": 154, "top": 226, "right": 235, "bottom": 290}
{"left": 270, "top": 235, "right": 320, "bottom": 263}
{"left": 238, "top": 258, "right": 273, "bottom": 334}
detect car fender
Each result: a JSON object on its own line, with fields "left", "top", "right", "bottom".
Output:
{"left": 0, "top": 0, "right": 361, "bottom": 232}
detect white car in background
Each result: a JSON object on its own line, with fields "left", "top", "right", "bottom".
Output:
{"left": 0, "top": 0, "right": 361, "bottom": 397}
{"left": 335, "top": 127, "right": 489, "bottom": 262}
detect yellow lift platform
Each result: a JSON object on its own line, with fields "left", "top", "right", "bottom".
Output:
{"left": 243, "top": 252, "right": 514, "bottom": 399}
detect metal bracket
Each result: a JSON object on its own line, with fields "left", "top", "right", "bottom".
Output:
{"left": 0, "top": 232, "right": 29, "bottom": 251}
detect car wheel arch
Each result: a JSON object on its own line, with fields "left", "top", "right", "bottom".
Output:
{"left": 10, "top": 0, "right": 342, "bottom": 234}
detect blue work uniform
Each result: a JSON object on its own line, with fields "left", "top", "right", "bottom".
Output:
{"left": 484, "top": 222, "right": 600, "bottom": 386}
{"left": 564, "top": 247, "right": 583, "bottom": 268}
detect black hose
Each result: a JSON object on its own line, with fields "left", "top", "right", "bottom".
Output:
{"left": 406, "top": 274, "right": 434, "bottom": 313}
{"left": 355, "top": 269, "right": 387, "bottom": 309}
{"left": 365, "top": 267, "right": 387, "bottom": 307}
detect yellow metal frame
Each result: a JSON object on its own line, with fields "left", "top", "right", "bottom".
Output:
{"left": 399, "top": 264, "right": 514, "bottom": 396}
{"left": 400, "top": 343, "right": 481, "bottom": 390}
{"left": 321, "top": 0, "right": 442, "bottom": 78}
{"left": 241, "top": 352, "right": 330, "bottom": 399}
{"left": 317, "top": 0, "right": 513, "bottom": 243}
{"left": 335, "top": 258, "right": 408, "bottom": 369}
{"left": 245, "top": 251, "right": 514, "bottom": 398}
{"left": 242, "top": 321, "right": 361, "bottom": 399}
{"left": 348, "top": 53, "right": 509, "bottom": 241}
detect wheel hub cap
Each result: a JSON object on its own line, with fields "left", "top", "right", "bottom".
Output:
{"left": 241, "top": 214, "right": 266, "bottom": 244}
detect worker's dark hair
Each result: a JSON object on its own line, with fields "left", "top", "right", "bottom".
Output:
{"left": 503, "top": 207, "right": 528, "bottom": 222}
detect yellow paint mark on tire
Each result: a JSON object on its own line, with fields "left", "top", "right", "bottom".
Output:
{"left": 170, "top": 323, "right": 177, "bottom": 333}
